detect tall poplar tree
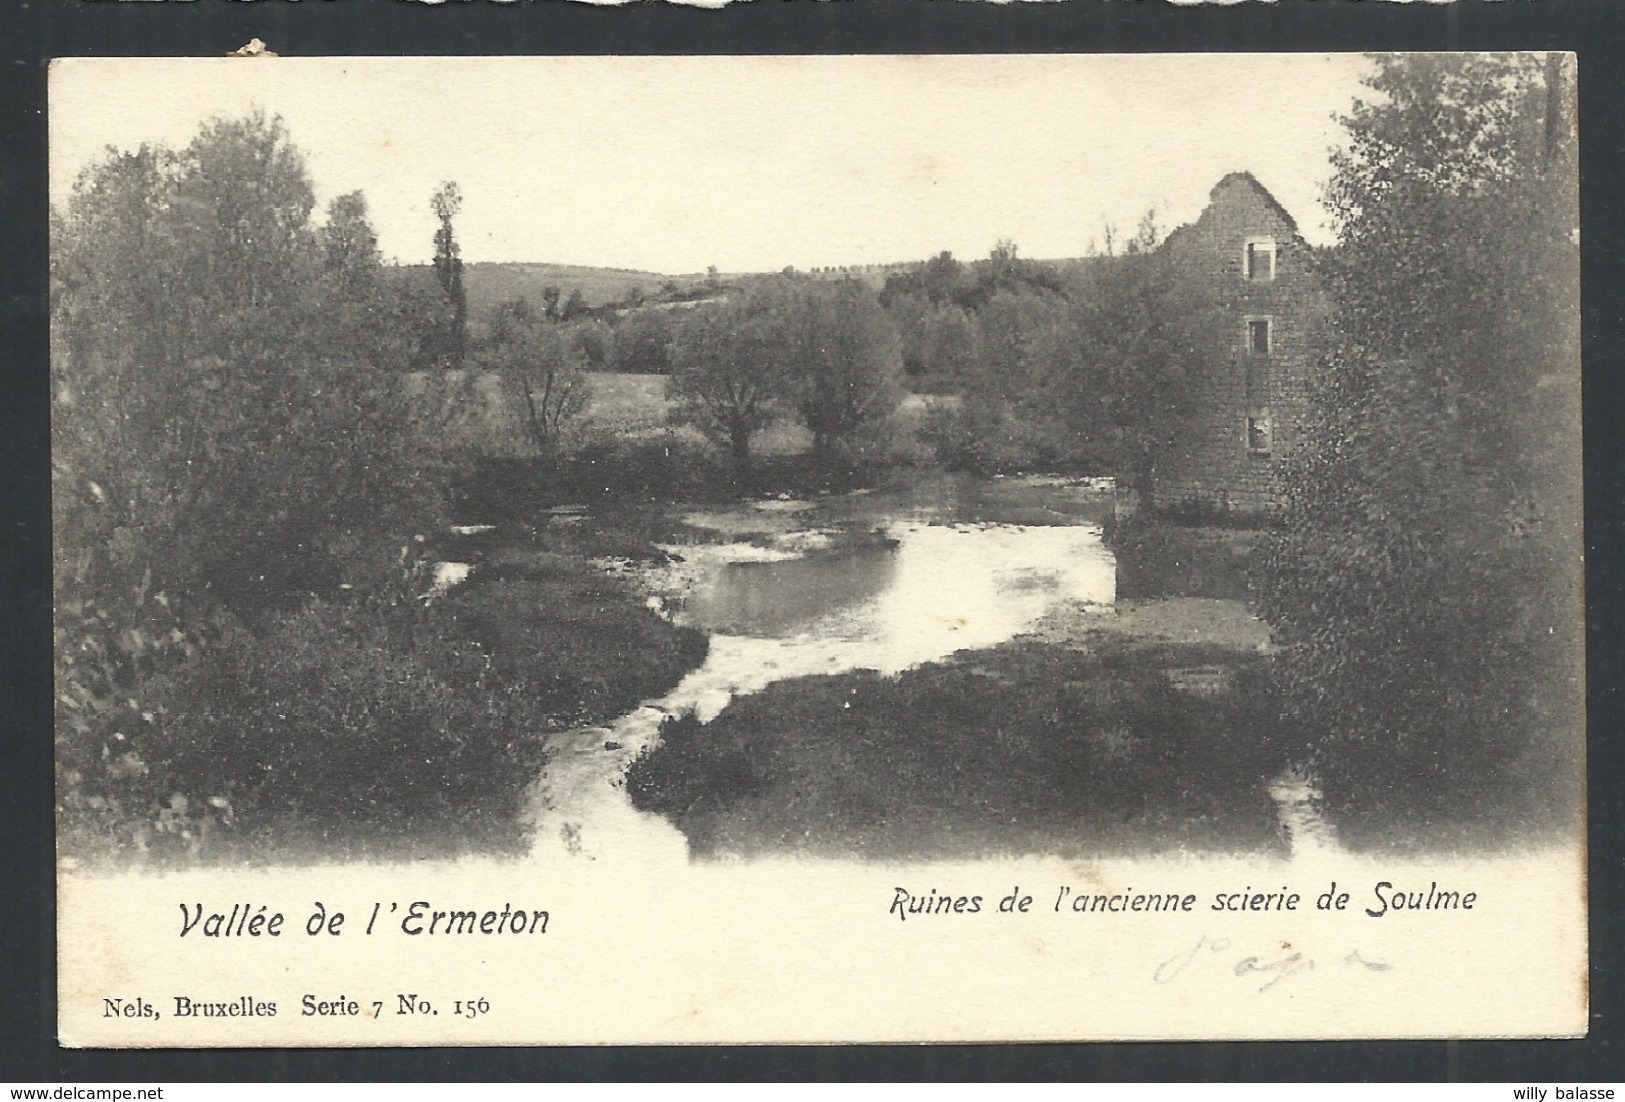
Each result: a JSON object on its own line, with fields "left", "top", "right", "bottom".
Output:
{"left": 431, "top": 181, "right": 467, "bottom": 368}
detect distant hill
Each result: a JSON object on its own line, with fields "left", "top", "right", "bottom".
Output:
{"left": 396, "top": 262, "right": 714, "bottom": 320}
{"left": 799, "top": 256, "right": 1109, "bottom": 292}
{"left": 393, "top": 255, "right": 1111, "bottom": 325}
{"left": 464, "top": 262, "right": 711, "bottom": 313}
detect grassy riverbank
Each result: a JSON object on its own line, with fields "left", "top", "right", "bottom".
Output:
{"left": 58, "top": 539, "right": 706, "bottom": 866}
{"left": 454, "top": 448, "right": 900, "bottom": 523}
{"left": 626, "top": 634, "right": 1291, "bottom": 860}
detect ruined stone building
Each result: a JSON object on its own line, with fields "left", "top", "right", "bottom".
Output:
{"left": 1147, "top": 172, "right": 1330, "bottom": 516}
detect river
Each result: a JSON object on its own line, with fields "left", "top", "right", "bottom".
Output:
{"left": 524, "top": 473, "right": 1120, "bottom": 865}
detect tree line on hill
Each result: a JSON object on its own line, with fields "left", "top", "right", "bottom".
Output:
{"left": 872, "top": 221, "right": 1230, "bottom": 482}
{"left": 458, "top": 218, "right": 1227, "bottom": 487}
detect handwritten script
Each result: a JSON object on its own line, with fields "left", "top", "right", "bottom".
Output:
{"left": 1154, "top": 934, "right": 1392, "bottom": 993}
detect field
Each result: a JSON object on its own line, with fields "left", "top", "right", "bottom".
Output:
{"left": 579, "top": 373, "right": 671, "bottom": 431}
{"left": 577, "top": 372, "right": 823, "bottom": 456}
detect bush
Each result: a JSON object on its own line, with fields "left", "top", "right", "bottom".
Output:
{"left": 55, "top": 582, "right": 224, "bottom": 862}
{"left": 62, "top": 594, "right": 550, "bottom": 862}
{"left": 1254, "top": 56, "right": 1581, "bottom": 849}
{"left": 919, "top": 399, "right": 1089, "bottom": 475}
{"left": 565, "top": 432, "right": 726, "bottom": 501}
{"left": 453, "top": 433, "right": 729, "bottom": 520}
{"left": 440, "top": 575, "right": 708, "bottom": 726}
{"left": 1107, "top": 511, "right": 1262, "bottom": 601}
{"left": 627, "top": 641, "right": 1290, "bottom": 859}
{"left": 624, "top": 711, "right": 765, "bottom": 853}
{"left": 58, "top": 556, "right": 711, "bottom": 865}
{"left": 846, "top": 405, "right": 935, "bottom": 470}
{"left": 453, "top": 428, "right": 912, "bottom": 520}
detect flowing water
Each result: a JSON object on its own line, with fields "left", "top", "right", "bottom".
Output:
{"left": 525, "top": 474, "right": 1118, "bottom": 865}
{"left": 510, "top": 472, "right": 1336, "bottom": 864}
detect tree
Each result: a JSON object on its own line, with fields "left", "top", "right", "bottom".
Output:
{"left": 53, "top": 112, "right": 446, "bottom": 612}
{"left": 669, "top": 292, "right": 782, "bottom": 472}
{"left": 52, "top": 142, "right": 192, "bottom": 643}
{"left": 1256, "top": 54, "right": 1580, "bottom": 834}
{"left": 913, "top": 303, "right": 981, "bottom": 389}
{"left": 374, "top": 267, "right": 456, "bottom": 370}
{"left": 961, "top": 240, "right": 1064, "bottom": 309}
{"left": 773, "top": 278, "right": 903, "bottom": 465}
{"left": 430, "top": 181, "right": 467, "bottom": 368}
{"left": 1037, "top": 237, "right": 1230, "bottom": 487}
{"left": 319, "top": 192, "right": 428, "bottom": 369}
{"left": 879, "top": 251, "right": 965, "bottom": 312}
{"left": 570, "top": 317, "right": 615, "bottom": 369}
{"left": 486, "top": 297, "right": 589, "bottom": 458}
{"left": 921, "top": 250, "right": 966, "bottom": 303}
{"left": 1123, "top": 207, "right": 1163, "bottom": 256}
{"left": 948, "top": 287, "right": 1072, "bottom": 470}
{"left": 610, "top": 306, "right": 673, "bottom": 374}
{"left": 320, "top": 190, "right": 381, "bottom": 296}
{"left": 985, "top": 239, "right": 1022, "bottom": 285}
{"left": 1097, "top": 219, "right": 1119, "bottom": 258}
{"left": 53, "top": 112, "right": 457, "bottom": 855}
{"left": 885, "top": 290, "right": 931, "bottom": 376}
{"left": 540, "top": 284, "right": 562, "bottom": 321}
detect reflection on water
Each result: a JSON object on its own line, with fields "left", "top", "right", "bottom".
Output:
{"left": 681, "top": 547, "right": 899, "bottom": 637}
{"left": 527, "top": 475, "right": 1117, "bottom": 865}
{"left": 667, "top": 522, "right": 1114, "bottom": 719}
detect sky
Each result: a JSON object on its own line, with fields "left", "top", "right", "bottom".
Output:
{"left": 50, "top": 54, "right": 1374, "bottom": 275}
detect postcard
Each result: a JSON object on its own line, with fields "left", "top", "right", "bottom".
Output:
{"left": 52, "top": 53, "right": 1584, "bottom": 1046}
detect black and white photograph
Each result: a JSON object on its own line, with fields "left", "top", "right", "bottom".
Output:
{"left": 49, "top": 52, "right": 1585, "bottom": 1045}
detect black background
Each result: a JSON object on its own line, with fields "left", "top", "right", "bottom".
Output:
{"left": 3, "top": 0, "right": 1621, "bottom": 1082}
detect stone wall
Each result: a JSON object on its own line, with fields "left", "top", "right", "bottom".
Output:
{"left": 1148, "top": 173, "right": 1329, "bottom": 516}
